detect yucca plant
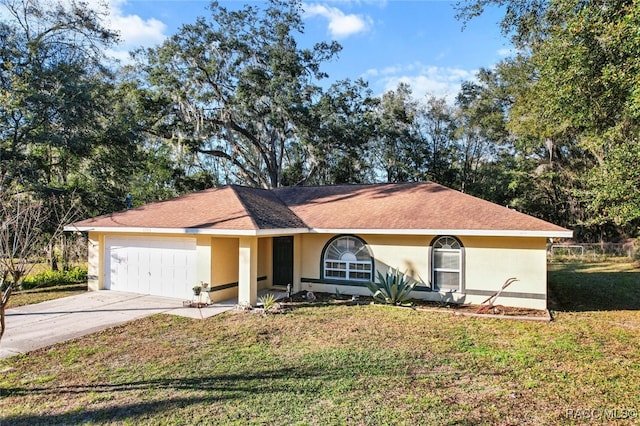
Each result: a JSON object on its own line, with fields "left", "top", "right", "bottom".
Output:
{"left": 258, "top": 293, "right": 277, "bottom": 313}
{"left": 367, "top": 268, "right": 417, "bottom": 306}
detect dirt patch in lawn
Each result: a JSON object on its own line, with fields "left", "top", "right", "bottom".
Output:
{"left": 262, "top": 291, "right": 550, "bottom": 321}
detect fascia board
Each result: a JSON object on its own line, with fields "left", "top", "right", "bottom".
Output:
{"left": 308, "top": 228, "right": 573, "bottom": 238}
{"left": 63, "top": 226, "right": 311, "bottom": 237}
{"left": 64, "top": 225, "right": 572, "bottom": 239}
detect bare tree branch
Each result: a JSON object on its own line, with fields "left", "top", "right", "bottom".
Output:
{"left": 0, "top": 178, "right": 79, "bottom": 340}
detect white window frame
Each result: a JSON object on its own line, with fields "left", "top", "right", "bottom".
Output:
{"left": 431, "top": 236, "right": 463, "bottom": 292}
{"left": 323, "top": 236, "right": 373, "bottom": 282}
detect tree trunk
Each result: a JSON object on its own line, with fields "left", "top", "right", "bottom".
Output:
{"left": 0, "top": 304, "right": 6, "bottom": 340}
{"left": 49, "top": 241, "right": 59, "bottom": 271}
{"left": 0, "top": 285, "right": 12, "bottom": 341}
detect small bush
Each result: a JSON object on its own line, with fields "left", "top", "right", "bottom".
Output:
{"left": 21, "top": 266, "right": 88, "bottom": 290}
{"left": 367, "top": 268, "right": 417, "bottom": 306}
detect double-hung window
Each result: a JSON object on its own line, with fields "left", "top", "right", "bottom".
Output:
{"left": 431, "top": 236, "right": 463, "bottom": 291}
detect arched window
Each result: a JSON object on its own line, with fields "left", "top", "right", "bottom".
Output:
{"left": 322, "top": 235, "right": 373, "bottom": 281}
{"left": 431, "top": 236, "right": 463, "bottom": 291}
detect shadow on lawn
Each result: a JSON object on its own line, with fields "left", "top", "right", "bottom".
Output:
{"left": 1, "top": 366, "right": 384, "bottom": 424}
{"left": 16, "top": 283, "right": 87, "bottom": 294}
{"left": 4, "top": 395, "right": 218, "bottom": 425}
{"left": 2, "top": 368, "right": 302, "bottom": 398}
{"left": 548, "top": 262, "right": 640, "bottom": 312}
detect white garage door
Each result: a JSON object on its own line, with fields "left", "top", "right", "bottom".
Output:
{"left": 105, "top": 236, "right": 197, "bottom": 299}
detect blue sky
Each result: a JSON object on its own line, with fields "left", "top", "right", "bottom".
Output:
{"left": 95, "top": 1, "right": 511, "bottom": 101}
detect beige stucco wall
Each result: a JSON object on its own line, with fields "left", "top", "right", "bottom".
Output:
{"left": 299, "top": 233, "right": 548, "bottom": 310}
{"left": 299, "top": 233, "right": 327, "bottom": 279}
{"left": 299, "top": 233, "right": 430, "bottom": 285}
{"left": 87, "top": 232, "right": 102, "bottom": 291}
{"left": 366, "top": 235, "right": 430, "bottom": 282}
{"left": 196, "top": 236, "right": 212, "bottom": 289}
{"left": 210, "top": 237, "right": 239, "bottom": 302}
{"left": 461, "top": 236, "right": 548, "bottom": 309}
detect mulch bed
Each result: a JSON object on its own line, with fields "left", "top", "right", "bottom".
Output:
{"left": 262, "top": 291, "right": 551, "bottom": 321}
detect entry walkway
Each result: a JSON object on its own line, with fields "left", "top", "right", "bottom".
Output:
{"left": 0, "top": 291, "right": 238, "bottom": 359}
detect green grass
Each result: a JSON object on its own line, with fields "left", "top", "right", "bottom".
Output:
{"left": 548, "top": 261, "right": 640, "bottom": 311}
{"left": 6, "top": 283, "right": 87, "bottom": 308}
{"left": 5, "top": 264, "right": 88, "bottom": 308}
{"left": 0, "top": 262, "right": 638, "bottom": 425}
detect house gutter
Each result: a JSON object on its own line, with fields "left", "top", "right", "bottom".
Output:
{"left": 64, "top": 225, "right": 572, "bottom": 239}
{"left": 63, "top": 225, "right": 311, "bottom": 237}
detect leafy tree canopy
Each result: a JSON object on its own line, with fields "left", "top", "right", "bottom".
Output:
{"left": 457, "top": 0, "right": 640, "bottom": 233}
{"left": 134, "top": 0, "right": 344, "bottom": 188}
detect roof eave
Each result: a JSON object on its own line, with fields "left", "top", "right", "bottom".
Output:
{"left": 63, "top": 225, "right": 310, "bottom": 237}
{"left": 308, "top": 228, "right": 573, "bottom": 238}
{"left": 65, "top": 225, "right": 572, "bottom": 239}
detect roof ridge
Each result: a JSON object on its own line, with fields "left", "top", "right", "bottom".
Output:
{"left": 231, "top": 186, "right": 309, "bottom": 229}
{"left": 229, "top": 186, "right": 262, "bottom": 230}
{"left": 273, "top": 181, "right": 436, "bottom": 190}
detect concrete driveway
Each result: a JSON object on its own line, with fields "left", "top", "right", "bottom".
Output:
{"left": 0, "top": 291, "right": 236, "bottom": 359}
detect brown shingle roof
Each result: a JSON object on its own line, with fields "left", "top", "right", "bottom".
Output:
{"left": 68, "top": 182, "right": 570, "bottom": 236}
{"left": 274, "top": 182, "right": 568, "bottom": 233}
{"left": 233, "top": 186, "right": 306, "bottom": 229}
{"left": 71, "top": 187, "right": 263, "bottom": 231}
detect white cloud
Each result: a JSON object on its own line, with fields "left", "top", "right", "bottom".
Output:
{"left": 365, "top": 62, "right": 477, "bottom": 103}
{"left": 303, "top": 3, "right": 372, "bottom": 38}
{"left": 363, "top": 65, "right": 404, "bottom": 77}
{"left": 112, "top": 14, "right": 167, "bottom": 49}
{"left": 77, "top": 0, "right": 168, "bottom": 63}
{"left": 0, "top": 0, "right": 165, "bottom": 63}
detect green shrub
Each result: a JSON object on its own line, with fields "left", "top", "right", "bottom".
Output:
{"left": 367, "top": 268, "right": 417, "bottom": 306}
{"left": 21, "top": 266, "right": 88, "bottom": 290}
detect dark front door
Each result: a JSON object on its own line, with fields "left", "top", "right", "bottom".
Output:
{"left": 272, "top": 236, "right": 293, "bottom": 287}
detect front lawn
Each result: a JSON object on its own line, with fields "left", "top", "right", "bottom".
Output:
{"left": 0, "top": 262, "right": 638, "bottom": 425}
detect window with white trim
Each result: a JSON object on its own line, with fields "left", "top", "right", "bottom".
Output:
{"left": 431, "top": 236, "right": 463, "bottom": 291}
{"left": 323, "top": 236, "right": 373, "bottom": 281}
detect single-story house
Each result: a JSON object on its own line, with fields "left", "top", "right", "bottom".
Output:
{"left": 65, "top": 182, "right": 572, "bottom": 309}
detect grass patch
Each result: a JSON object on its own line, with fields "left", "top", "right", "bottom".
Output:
{"left": 7, "top": 284, "right": 87, "bottom": 309}
{"left": 548, "top": 261, "right": 640, "bottom": 311}
{"left": 0, "top": 263, "right": 638, "bottom": 424}
{"left": 5, "top": 263, "right": 87, "bottom": 308}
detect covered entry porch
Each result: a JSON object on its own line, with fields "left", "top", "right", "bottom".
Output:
{"left": 208, "top": 234, "right": 302, "bottom": 306}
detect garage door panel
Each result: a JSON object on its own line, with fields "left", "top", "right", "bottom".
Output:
{"left": 127, "top": 248, "right": 140, "bottom": 293}
{"left": 136, "top": 247, "right": 151, "bottom": 294}
{"left": 105, "top": 236, "right": 196, "bottom": 298}
{"left": 107, "top": 246, "right": 129, "bottom": 292}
